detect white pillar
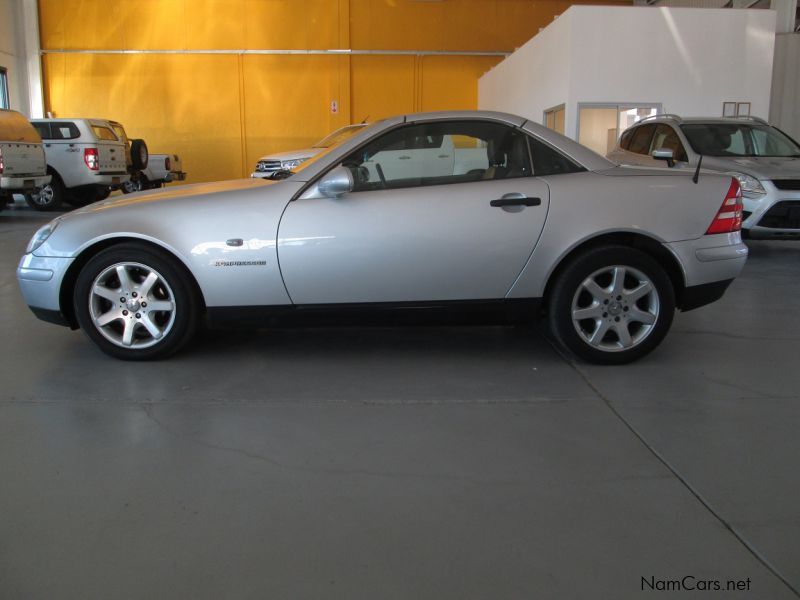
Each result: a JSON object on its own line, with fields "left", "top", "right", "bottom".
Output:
{"left": 20, "top": 0, "right": 44, "bottom": 118}
{"left": 771, "top": 0, "right": 798, "bottom": 34}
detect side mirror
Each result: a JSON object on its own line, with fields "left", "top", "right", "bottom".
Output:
{"left": 652, "top": 149, "right": 675, "bottom": 168}
{"left": 318, "top": 166, "right": 354, "bottom": 198}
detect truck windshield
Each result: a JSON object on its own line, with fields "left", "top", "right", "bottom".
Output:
{"left": 313, "top": 125, "right": 366, "bottom": 148}
{"left": 680, "top": 123, "right": 800, "bottom": 158}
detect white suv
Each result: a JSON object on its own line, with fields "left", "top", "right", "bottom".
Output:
{"left": 30, "top": 118, "right": 133, "bottom": 210}
{"left": 608, "top": 115, "right": 800, "bottom": 239}
{"left": 251, "top": 124, "right": 367, "bottom": 179}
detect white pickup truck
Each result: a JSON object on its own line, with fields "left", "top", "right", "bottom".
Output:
{"left": 30, "top": 118, "right": 133, "bottom": 210}
{"left": 122, "top": 153, "right": 187, "bottom": 193}
{"left": 0, "top": 109, "right": 50, "bottom": 210}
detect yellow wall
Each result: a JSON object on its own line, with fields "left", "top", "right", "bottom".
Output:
{"left": 39, "top": 0, "right": 629, "bottom": 183}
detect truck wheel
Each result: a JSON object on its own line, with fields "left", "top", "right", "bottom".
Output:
{"left": 130, "top": 139, "right": 149, "bottom": 170}
{"left": 26, "top": 173, "right": 64, "bottom": 211}
{"left": 122, "top": 173, "right": 144, "bottom": 194}
{"left": 547, "top": 245, "right": 675, "bottom": 365}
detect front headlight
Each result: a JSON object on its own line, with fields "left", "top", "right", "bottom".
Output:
{"left": 731, "top": 172, "right": 766, "bottom": 199}
{"left": 26, "top": 221, "right": 58, "bottom": 254}
{"left": 281, "top": 158, "right": 307, "bottom": 170}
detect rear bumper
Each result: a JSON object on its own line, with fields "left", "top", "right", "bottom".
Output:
{"left": 665, "top": 234, "right": 748, "bottom": 310}
{"left": 166, "top": 170, "right": 186, "bottom": 182}
{"left": 680, "top": 279, "right": 734, "bottom": 311}
{"left": 1, "top": 174, "right": 51, "bottom": 191}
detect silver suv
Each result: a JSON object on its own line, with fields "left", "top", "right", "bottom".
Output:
{"left": 608, "top": 115, "right": 800, "bottom": 239}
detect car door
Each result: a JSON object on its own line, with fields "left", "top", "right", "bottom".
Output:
{"left": 278, "top": 119, "right": 550, "bottom": 304}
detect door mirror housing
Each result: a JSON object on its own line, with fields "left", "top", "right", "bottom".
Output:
{"left": 318, "top": 166, "right": 354, "bottom": 198}
{"left": 652, "top": 149, "right": 675, "bottom": 168}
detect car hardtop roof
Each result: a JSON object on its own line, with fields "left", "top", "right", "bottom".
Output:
{"left": 32, "top": 117, "right": 117, "bottom": 125}
{"left": 634, "top": 114, "right": 770, "bottom": 126}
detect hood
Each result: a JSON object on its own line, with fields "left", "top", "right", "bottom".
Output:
{"left": 256, "top": 147, "right": 321, "bottom": 162}
{"left": 64, "top": 178, "right": 278, "bottom": 219}
{"left": 700, "top": 156, "right": 800, "bottom": 180}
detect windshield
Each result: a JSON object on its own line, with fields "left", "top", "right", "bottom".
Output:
{"left": 680, "top": 123, "right": 800, "bottom": 158}
{"left": 276, "top": 121, "right": 382, "bottom": 178}
{"left": 312, "top": 125, "right": 365, "bottom": 148}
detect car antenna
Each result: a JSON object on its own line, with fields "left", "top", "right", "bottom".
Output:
{"left": 692, "top": 155, "right": 703, "bottom": 184}
{"left": 361, "top": 115, "right": 369, "bottom": 124}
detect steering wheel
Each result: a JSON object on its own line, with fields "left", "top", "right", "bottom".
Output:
{"left": 375, "top": 163, "right": 387, "bottom": 188}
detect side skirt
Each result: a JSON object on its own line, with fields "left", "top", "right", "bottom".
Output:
{"left": 205, "top": 298, "right": 543, "bottom": 329}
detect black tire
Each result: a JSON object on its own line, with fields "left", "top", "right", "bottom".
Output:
{"left": 121, "top": 172, "right": 144, "bottom": 194}
{"left": 73, "top": 243, "right": 200, "bottom": 360}
{"left": 26, "top": 171, "right": 64, "bottom": 211}
{"left": 130, "top": 139, "right": 149, "bottom": 170}
{"left": 547, "top": 245, "right": 675, "bottom": 365}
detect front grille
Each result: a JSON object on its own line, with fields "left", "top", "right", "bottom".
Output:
{"left": 757, "top": 201, "right": 800, "bottom": 229}
{"left": 771, "top": 179, "right": 800, "bottom": 191}
{"left": 256, "top": 160, "right": 281, "bottom": 172}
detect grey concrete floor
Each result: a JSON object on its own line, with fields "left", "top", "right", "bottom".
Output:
{"left": 1, "top": 202, "right": 799, "bottom": 599}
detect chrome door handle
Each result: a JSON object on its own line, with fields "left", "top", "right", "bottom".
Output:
{"left": 398, "top": 155, "right": 411, "bottom": 160}
{"left": 438, "top": 154, "right": 450, "bottom": 158}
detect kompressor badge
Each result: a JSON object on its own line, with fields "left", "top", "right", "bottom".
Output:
{"left": 214, "top": 260, "right": 267, "bottom": 267}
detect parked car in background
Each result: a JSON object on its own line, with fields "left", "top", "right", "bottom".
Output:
{"left": 18, "top": 111, "right": 747, "bottom": 364}
{"left": 122, "top": 153, "right": 186, "bottom": 194}
{"left": 608, "top": 115, "right": 800, "bottom": 239}
{"left": 30, "top": 118, "right": 133, "bottom": 210}
{"left": 251, "top": 123, "right": 367, "bottom": 179}
{"left": 0, "top": 109, "right": 50, "bottom": 210}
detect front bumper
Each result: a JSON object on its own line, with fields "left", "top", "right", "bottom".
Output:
{"left": 1, "top": 174, "right": 51, "bottom": 191}
{"left": 17, "top": 253, "right": 75, "bottom": 327}
{"left": 742, "top": 185, "right": 800, "bottom": 239}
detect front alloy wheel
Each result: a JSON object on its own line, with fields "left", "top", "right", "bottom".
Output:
{"left": 89, "top": 262, "right": 177, "bottom": 349}
{"left": 74, "top": 243, "right": 198, "bottom": 360}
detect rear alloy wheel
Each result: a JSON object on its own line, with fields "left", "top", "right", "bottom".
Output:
{"left": 74, "top": 244, "right": 199, "bottom": 360}
{"left": 26, "top": 174, "right": 64, "bottom": 211}
{"left": 548, "top": 246, "right": 675, "bottom": 364}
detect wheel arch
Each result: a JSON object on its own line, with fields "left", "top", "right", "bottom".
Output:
{"left": 541, "top": 231, "right": 689, "bottom": 311}
{"left": 59, "top": 236, "right": 206, "bottom": 328}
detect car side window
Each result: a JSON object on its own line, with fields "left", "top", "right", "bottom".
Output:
{"left": 32, "top": 122, "right": 51, "bottom": 139}
{"left": 650, "top": 124, "right": 688, "bottom": 162}
{"left": 628, "top": 124, "right": 656, "bottom": 155}
{"left": 619, "top": 128, "right": 634, "bottom": 150}
{"left": 340, "top": 120, "right": 531, "bottom": 192}
{"left": 91, "top": 125, "right": 117, "bottom": 141}
{"left": 529, "top": 137, "right": 585, "bottom": 176}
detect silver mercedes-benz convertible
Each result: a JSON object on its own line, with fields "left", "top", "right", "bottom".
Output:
{"left": 18, "top": 111, "right": 748, "bottom": 363}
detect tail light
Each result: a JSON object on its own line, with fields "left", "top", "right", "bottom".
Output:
{"left": 165, "top": 157, "right": 171, "bottom": 171}
{"left": 0, "top": 147, "right": 4, "bottom": 175}
{"left": 706, "top": 178, "right": 743, "bottom": 235}
{"left": 84, "top": 147, "right": 99, "bottom": 171}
